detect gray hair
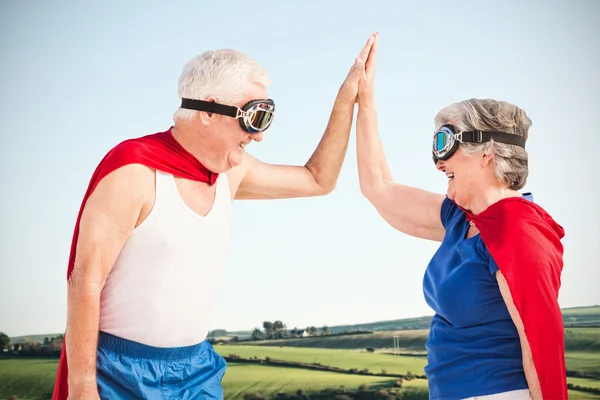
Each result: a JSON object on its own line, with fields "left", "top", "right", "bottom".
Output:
{"left": 434, "top": 98, "right": 532, "bottom": 190}
{"left": 173, "top": 49, "right": 271, "bottom": 121}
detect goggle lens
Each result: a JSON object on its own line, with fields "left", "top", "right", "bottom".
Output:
{"left": 434, "top": 131, "right": 448, "bottom": 153}
{"left": 244, "top": 101, "right": 275, "bottom": 133}
{"left": 433, "top": 126, "right": 455, "bottom": 155}
{"left": 249, "top": 109, "right": 273, "bottom": 131}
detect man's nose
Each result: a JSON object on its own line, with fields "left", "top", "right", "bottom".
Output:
{"left": 252, "top": 132, "right": 264, "bottom": 143}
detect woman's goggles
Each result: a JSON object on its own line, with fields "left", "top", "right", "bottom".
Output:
{"left": 432, "top": 124, "right": 527, "bottom": 164}
{"left": 180, "top": 98, "right": 275, "bottom": 133}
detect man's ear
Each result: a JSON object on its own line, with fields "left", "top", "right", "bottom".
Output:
{"left": 196, "top": 97, "right": 217, "bottom": 125}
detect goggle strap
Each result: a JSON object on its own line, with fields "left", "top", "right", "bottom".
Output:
{"left": 461, "top": 130, "right": 526, "bottom": 148}
{"left": 180, "top": 98, "right": 238, "bottom": 118}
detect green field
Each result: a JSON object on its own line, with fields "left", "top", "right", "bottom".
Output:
{"left": 222, "top": 364, "right": 427, "bottom": 400}
{"left": 1, "top": 353, "right": 598, "bottom": 400}
{"left": 0, "top": 358, "right": 428, "bottom": 400}
{"left": 307, "top": 305, "right": 600, "bottom": 334}
{"left": 566, "top": 327, "right": 600, "bottom": 352}
{"left": 563, "top": 306, "right": 600, "bottom": 326}
{"left": 566, "top": 351, "right": 600, "bottom": 379}
{"left": 4, "top": 306, "right": 599, "bottom": 399}
{"left": 0, "top": 358, "right": 56, "bottom": 399}
{"left": 570, "top": 391, "right": 600, "bottom": 399}
{"left": 11, "top": 306, "right": 599, "bottom": 345}
{"left": 328, "top": 317, "right": 433, "bottom": 333}
{"left": 568, "top": 377, "right": 600, "bottom": 389}
{"left": 243, "top": 326, "right": 599, "bottom": 356}
{"left": 245, "top": 330, "right": 429, "bottom": 355}
{"left": 216, "top": 344, "right": 427, "bottom": 375}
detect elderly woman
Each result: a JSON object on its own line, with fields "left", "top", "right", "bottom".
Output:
{"left": 355, "top": 35, "right": 567, "bottom": 400}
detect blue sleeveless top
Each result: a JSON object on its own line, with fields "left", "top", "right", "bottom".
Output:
{"left": 422, "top": 196, "right": 532, "bottom": 399}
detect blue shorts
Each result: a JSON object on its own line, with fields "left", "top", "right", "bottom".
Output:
{"left": 96, "top": 331, "right": 227, "bottom": 399}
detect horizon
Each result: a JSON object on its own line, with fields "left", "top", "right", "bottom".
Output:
{"left": 1, "top": 0, "right": 598, "bottom": 337}
{"left": 7, "top": 304, "right": 599, "bottom": 338}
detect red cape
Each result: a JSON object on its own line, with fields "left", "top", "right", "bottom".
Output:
{"left": 52, "top": 127, "right": 218, "bottom": 400}
{"left": 463, "top": 197, "right": 567, "bottom": 399}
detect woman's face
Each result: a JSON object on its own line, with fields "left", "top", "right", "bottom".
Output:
{"left": 436, "top": 146, "right": 491, "bottom": 210}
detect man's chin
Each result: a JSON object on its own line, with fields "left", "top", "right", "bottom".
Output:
{"left": 226, "top": 155, "right": 243, "bottom": 170}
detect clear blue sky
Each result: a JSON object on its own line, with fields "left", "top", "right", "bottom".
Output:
{"left": 1, "top": 0, "right": 598, "bottom": 337}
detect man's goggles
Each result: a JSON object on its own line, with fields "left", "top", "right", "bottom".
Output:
{"left": 181, "top": 98, "right": 275, "bottom": 133}
{"left": 432, "top": 124, "right": 526, "bottom": 164}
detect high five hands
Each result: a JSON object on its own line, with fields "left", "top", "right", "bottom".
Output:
{"left": 338, "top": 32, "right": 379, "bottom": 106}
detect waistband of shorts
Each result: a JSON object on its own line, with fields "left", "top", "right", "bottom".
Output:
{"left": 98, "top": 331, "right": 211, "bottom": 360}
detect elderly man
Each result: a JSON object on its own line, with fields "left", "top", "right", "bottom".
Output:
{"left": 52, "top": 34, "right": 376, "bottom": 400}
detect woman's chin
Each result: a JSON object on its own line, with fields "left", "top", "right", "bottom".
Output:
{"left": 447, "top": 190, "right": 468, "bottom": 210}
{"left": 446, "top": 188, "right": 455, "bottom": 201}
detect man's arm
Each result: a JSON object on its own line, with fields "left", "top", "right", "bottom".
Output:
{"left": 496, "top": 270, "right": 542, "bottom": 399}
{"left": 234, "top": 99, "right": 355, "bottom": 199}
{"left": 232, "top": 34, "right": 376, "bottom": 200}
{"left": 65, "top": 164, "right": 150, "bottom": 397}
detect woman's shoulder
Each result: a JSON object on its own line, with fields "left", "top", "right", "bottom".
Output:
{"left": 440, "top": 196, "right": 464, "bottom": 229}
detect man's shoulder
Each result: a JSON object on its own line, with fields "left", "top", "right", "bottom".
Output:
{"left": 91, "top": 164, "right": 155, "bottom": 200}
{"left": 88, "top": 131, "right": 165, "bottom": 197}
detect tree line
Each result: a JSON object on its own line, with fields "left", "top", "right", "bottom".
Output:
{"left": 250, "top": 321, "right": 332, "bottom": 340}
{"left": 0, "top": 332, "right": 63, "bottom": 356}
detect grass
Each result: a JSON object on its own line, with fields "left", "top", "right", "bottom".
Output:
{"left": 567, "top": 377, "right": 600, "bottom": 389}
{"left": 221, "top": 363, "right": 422, "bottom": 399}
{"left": 568, "top": 390, "right": 600, "bottom": 399}
{"left": 563, "top": 306, "right": 600, "bottom": 326}
{"left": 565, "top": 327, "right": 600, "bottom": 352}
{"left": 1, "top": 355, "right": 599, "bottom": 400}
{"left": 244, "top": 330, "right": 429, "bottom": 355}
{"left": 242, "top": 326, "right": 600, "bottom": 356}
{"left": 566, "top": 351, "right": 600, "bottom": 379}
{"left": 215, "top": 344, "right": 427, "bottom": 375}
{"left": 0, "top": 358, "right": 56, "bottom": 399}
{"left": 301, "top": 305, "right": 600, "bottom": 334}
{"left": 3, "top": 313, "right": 599, "bottom": 400}
{"left": 0, "top": 358, "right": 428, "bottom": 400}
{"left": 328, "top": 317, "right": 433, "bottom": 333}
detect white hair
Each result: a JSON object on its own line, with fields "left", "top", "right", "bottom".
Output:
{"left": 434, "top": 99, "right": 531, "bottom": 190}
{"left": 173, "top": 49, "right": 271, "bottom": 121}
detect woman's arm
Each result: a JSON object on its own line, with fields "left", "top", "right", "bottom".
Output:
{"left": 356, "top": 33, "right": 446, "bottom": 241}
{"left": 496, "top": 270, "right": 542, "bottom": 399}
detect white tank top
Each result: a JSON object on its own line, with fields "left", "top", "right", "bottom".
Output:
{"left": 99, "top": 169, "right": 231, "bottom": 347}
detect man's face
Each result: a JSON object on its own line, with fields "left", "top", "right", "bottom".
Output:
{"left": 203, "top": 83, "right": 268, "bottom": 172}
